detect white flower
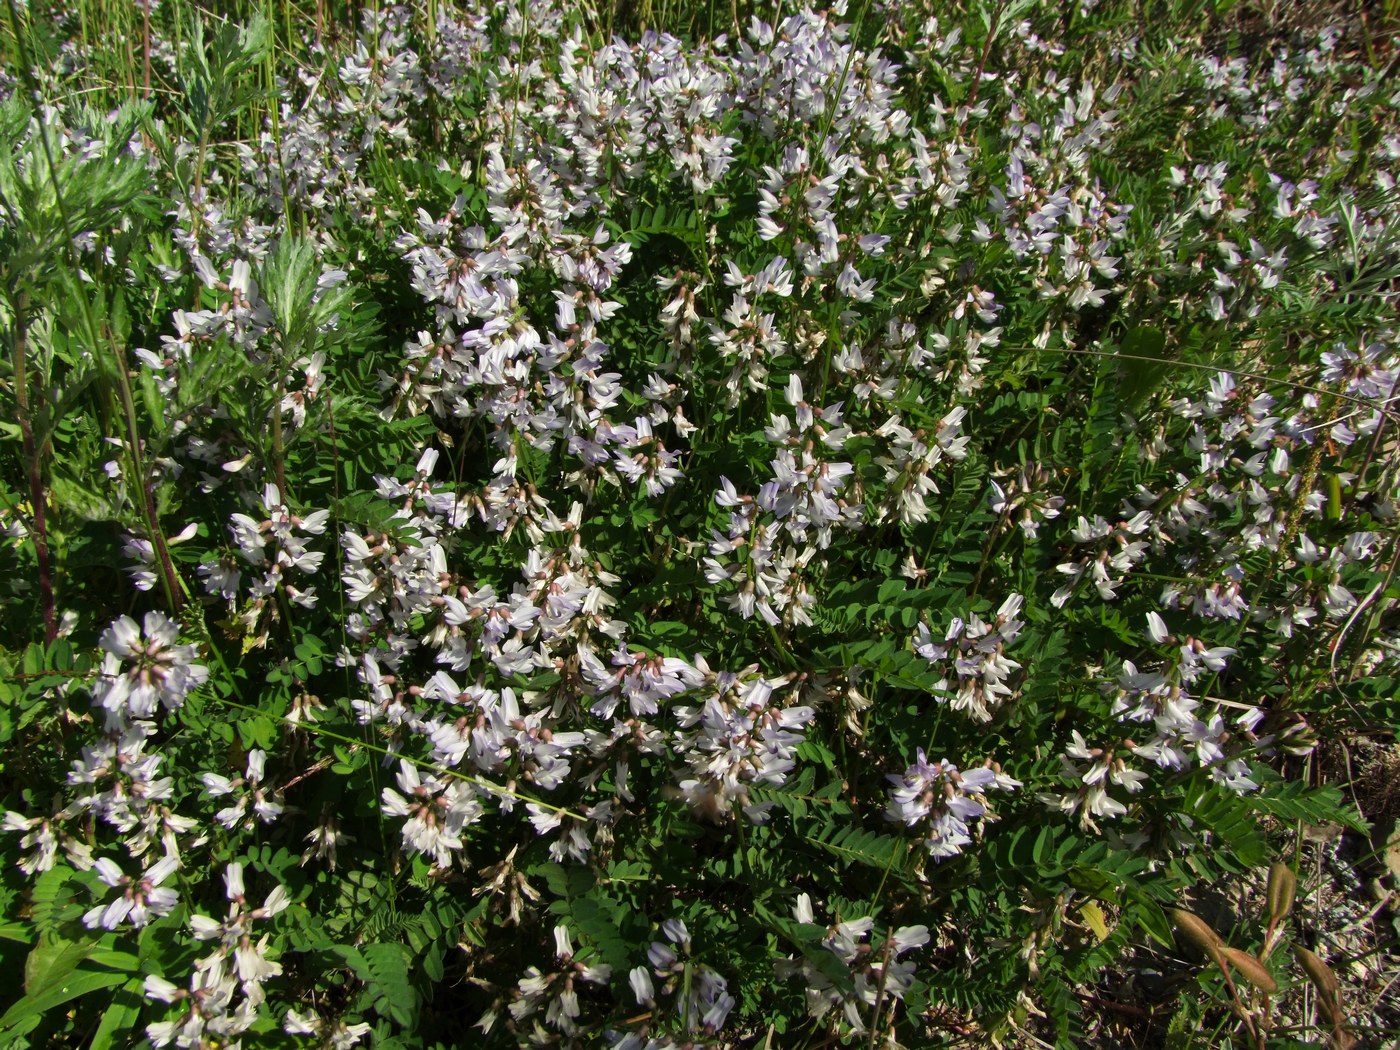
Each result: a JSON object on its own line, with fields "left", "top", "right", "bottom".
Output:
{"left": 1147, "top": 611, "right": 1171, "bottom": 643}
{"left": 886, "top": 751, "right": 1018, "bottom": 859}
{"left": 380, "top": 760, "right": 483, "bottom": 866}
{"left": 93, "top": 613, "right": 208, "bottom": 723}
{"left": 83, "top": 854, "right": 180, "bottom": 930}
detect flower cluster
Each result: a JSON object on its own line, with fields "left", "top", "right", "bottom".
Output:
{"left": 202, "top": 749, "right": 285, "bottom": 831}
{"left": 92, "top": 613, "right": 209, "bottom": 729}
{"left": 912, "top": 593, "right": 1026, "bottom": 722}
{"left": 776, "top": 894, "right": 929, "bottom": 1034}
{"left": 3, "top": 1, "right": 1398, "bottom": 1046}
{"left": 143, "top": 863, "right": 290, "bottom": 1048}
{"left": 481, "top": 924, "right": 613, "bottom": 1040}
{"left": 670, "top": 663, "right": 815, "bottom": 822}
{"left": 885, "top": 750, "right": 1020, "bottom": 860}
{"left": 622, "top": 920, "right": 735, "bottom": 1043}
{"left": 380, "top": 759, "right": 485, "bottom": 867}
{"left": 1051, "top": 512, "right": 1153, "bottom": 607}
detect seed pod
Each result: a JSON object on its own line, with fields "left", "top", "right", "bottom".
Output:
{"left": 1295, "top": 944, "right": 1344, "bottom": 1027}
{"left": 1294, "top": 944, "right": 1342, "bottom": 1001}
{"left": 1266, "top": 862, "right": 1296, "bottom": 924}
{"left": 1169, "top": 908, "right": 1225, "bottom": 964}
{"left": 1222, "top": 947, "right": 1279, "bottom": 994}
{"left": 1316, "top": 992, "right": 1341, "bottom": 1028}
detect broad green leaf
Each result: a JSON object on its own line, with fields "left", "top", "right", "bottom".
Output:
{"left": 88, "top": 979, "right": 144, "bottom": 1050}
{"left": 0, "top": 922, "right": 32, "bottom": 945}
{"left": 24, "top": 937, "right": 88, "bottom": 997}
{"left": 2, "top": 967, "right": 125, "bottom": 1032}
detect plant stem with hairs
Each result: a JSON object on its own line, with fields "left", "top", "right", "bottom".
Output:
{"left": 9, "top": 292, "right": 57, "bottom": 642}
{"left": 270, "top": 371, "right": 289, "bottom": 504}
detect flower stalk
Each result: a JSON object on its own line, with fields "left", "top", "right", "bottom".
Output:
{"left": 108, "top": 331, "right": 184, "bottom": 614}
{"left": 9, "top": 292, "right": 57, "bottom": 642}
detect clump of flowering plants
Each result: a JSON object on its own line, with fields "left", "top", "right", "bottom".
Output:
{"left": 1, "top": 0, "right": 1397, "bottom": 1046}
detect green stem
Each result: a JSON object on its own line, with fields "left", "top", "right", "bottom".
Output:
{"left": 864, "top": 931, "right": 896, "bottom": 1050}
{"left": 270, "top": 371, "right": 289, "bottom": 503}
{"left": 961, "top": 0, "right": 1005, "bottom": 116}
{"left": 209, "top": 694, "right": 589, "bottom": 821}
{"left": 9, "top": 292, "right": 57, "bottom": 642}
{"left": 765, "top": 620, "right": 798, "bottom": 670}
{"left": 110, "top": 334, "right": 184, "bottom": 614}
{"left": 970, "top": 505, "right": 1013, "bottom": 597}
{"left": 263, "top": 8, "right": 296, "bottom": 237}
{"left": 141, "top": 0, "right": 151, "bottom": 97}
{"left": 1020, "top": 345, "right": 1395, "bottom": 426}
{"left": 5, "top": 2, "right": 180, "bottom": 613}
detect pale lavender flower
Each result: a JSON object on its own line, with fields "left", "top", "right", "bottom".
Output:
{"left": 912, "top": 594, "right": 1025, "bottom": 722}
{"left": 84, "top": 854, "right": 180, "bottom": 930}
{"left": 776, "top": 894, "right": 929, "bottom": 1033}
{"left": 93, "top": 613, "right": 208, "bottom": 725}
{"left": 886, "top": 751, "right": 1019, "bottom": 859}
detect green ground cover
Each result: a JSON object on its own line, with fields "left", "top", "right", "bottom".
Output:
{"left": 1, "top": 0, "right": 1398, "bottom": 1046}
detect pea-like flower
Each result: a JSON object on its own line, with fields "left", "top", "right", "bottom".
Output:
{"left": 93, "top": 613, "right": 208, "bottom": 727}
{"left": 380, "top": 759, "right": 484, "bottom": 867}
{"left": 84, "top": 854, "right": 180, "bottom": 930}
{"left": 886, "top": 750, "right": 1020, "bottom": 860}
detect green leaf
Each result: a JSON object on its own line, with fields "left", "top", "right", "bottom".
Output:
{"left": 85, "top": 943, "right": 141, "bottom": 973}
{"left": 1130, "top": 894, "right": 1173, "bottom": 950}
{"left": 1118, "top": 323, "right": 1179, "bottom": 410}
{"left": 88, "top": 979, "right": 144, "bottom": 1050}
{"left": 361, "top": 942, "right": 417, "bottom": 1027}
{"left": 1241, "top": 776, "right": 1365, "bottom": 832}
{"left": 0, "top": 922, "right": 31, "bottom": 945}
{"left": 877, "top": 578, "right": 907, "bottom": 603}
{"left": 553, "top": 894, "right": 631, "bottom": 972}
{"left": 236, "top": 715, "right": 278, "bottom": 750}
{"left": 420, "top": 943, "right": 444, "bottom": 984}
{"left": 1078, "top": 901, "right": 1110, "bottom": 942}
{"left": 2, "top": 966, "right": 125, "bottom": 1032}
{"left": 806, "top": 825, "right": 911, "bottom": 885}
{"left": 531, "top": 862, "right": 596, "bottom": 900}
{"left": 24, "top": 937, "right": 88, "bottom": 997}
{"left": 48, "top": 473, "right": 117, "bottom": 522}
